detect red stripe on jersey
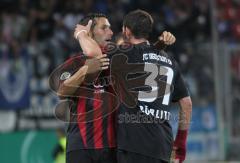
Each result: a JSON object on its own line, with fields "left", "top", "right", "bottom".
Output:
{"left": 93, "top": 92, "right": 103, "bottom": 148}
{"left": 77, "top": 98, "right": 87, "bottom": 147}
{"left": 107, "top": 96, "right": 116, "bottom": 147}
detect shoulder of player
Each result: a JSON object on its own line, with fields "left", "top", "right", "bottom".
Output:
{"left": 62, "top": 53, "right": 87, "bottom": 68}
{"left": 53, "top": 53, "right": 88, "bottom": 81}
{"left": 107, "top": 43, "right": 135, "bottom": 60}
{"left": 158, "top": 50, "right": 179, "bottom": 65}
{"left": 58, "top": 54, "right": 89, "bottom": 83}
{"left": 159, "top": 50, "right": 171, "bottom": 59}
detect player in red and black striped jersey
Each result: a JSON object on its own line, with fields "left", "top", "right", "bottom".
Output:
{"left": 50, "top": 13, "right": 176, "bottom": 163}
{"left": 50, "top": 52, "right": 119, "bottom": 163}
{"left": 58, "top": 14, "right": 118, "bottom": 163}
{"left": 48, "top": 13, "right": 118, "bottom": 163}
{"left": 74, "top": 10, "right": 192, "bottom": 163}
{"left": 59, "top": 55, "right": 118, "bottom": 163}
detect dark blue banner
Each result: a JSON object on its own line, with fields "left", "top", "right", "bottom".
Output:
{"left": 0, "top": 46, "right": 30, "bottom": 110}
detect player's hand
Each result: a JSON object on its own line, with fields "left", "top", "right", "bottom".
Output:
{"left": 85, "top": 54, "right": 110, "bottom": 74}
{"left": 171, "top": 145, "right": 186, "bottom": 163}
{"left": 170, "top": 148, "right": 180, "bottom": 163}
{"left": 159, "top": 31, "right": 176, "bottom": 45}
{"left": 74, "top": 20, "right": 92, "bottom": 40}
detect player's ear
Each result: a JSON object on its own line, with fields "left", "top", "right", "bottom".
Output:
{"left": 89, "top": 21, "right": 95, "bottom": 38}
{"left": 122, "top": 26, "right": 126, "bottom": 34}
{"left": 125, "top": 27, "right": 131, "bottom": 38}
{"left": 89, "top": 31, "right": 93, "bottom": 38}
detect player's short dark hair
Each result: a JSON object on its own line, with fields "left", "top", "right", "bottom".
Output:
{"left": 123, "top": 9, "right": 153, "bottom": 39}
{"left": 79, "top": 13, "right": 108, "bottom": 32}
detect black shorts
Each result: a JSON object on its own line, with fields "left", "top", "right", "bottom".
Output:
{"left": 66, "top": 148, "right": 117, "bottom": 163}
{"left": 117, "top": 150, "right": 168, "bottom": 163}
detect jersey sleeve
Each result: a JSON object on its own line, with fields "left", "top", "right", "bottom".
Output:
{"left": 49, "top": 55, "right": 86, "bottom": 98}
{"left": 59, "top": 56, "right": 86, "bottom": 83}
{"left": 171, "top": 62, "right": 190, "bottom": 102}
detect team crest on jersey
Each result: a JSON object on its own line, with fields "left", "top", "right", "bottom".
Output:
{"left": 60, "top": 72, "right": 71, "bottom": 80}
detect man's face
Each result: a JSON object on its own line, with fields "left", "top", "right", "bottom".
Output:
{"left": 92, "top": 17, "right": 113, "bottom": 47}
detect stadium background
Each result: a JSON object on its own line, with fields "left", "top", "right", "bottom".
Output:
{"left": 0, "top": 0, "right": 239, "bottom": 162}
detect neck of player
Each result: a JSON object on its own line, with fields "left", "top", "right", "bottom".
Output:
{"left": 129, "top": 37, "right": 148, "bottom": 45}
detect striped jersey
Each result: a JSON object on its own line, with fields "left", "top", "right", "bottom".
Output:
{"left": 54, "top": 54, "right": 119, "bottom": 152}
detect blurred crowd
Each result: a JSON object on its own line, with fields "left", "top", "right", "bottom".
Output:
{"left": 0, "top": 0, "right": 239, "bottom": 107}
